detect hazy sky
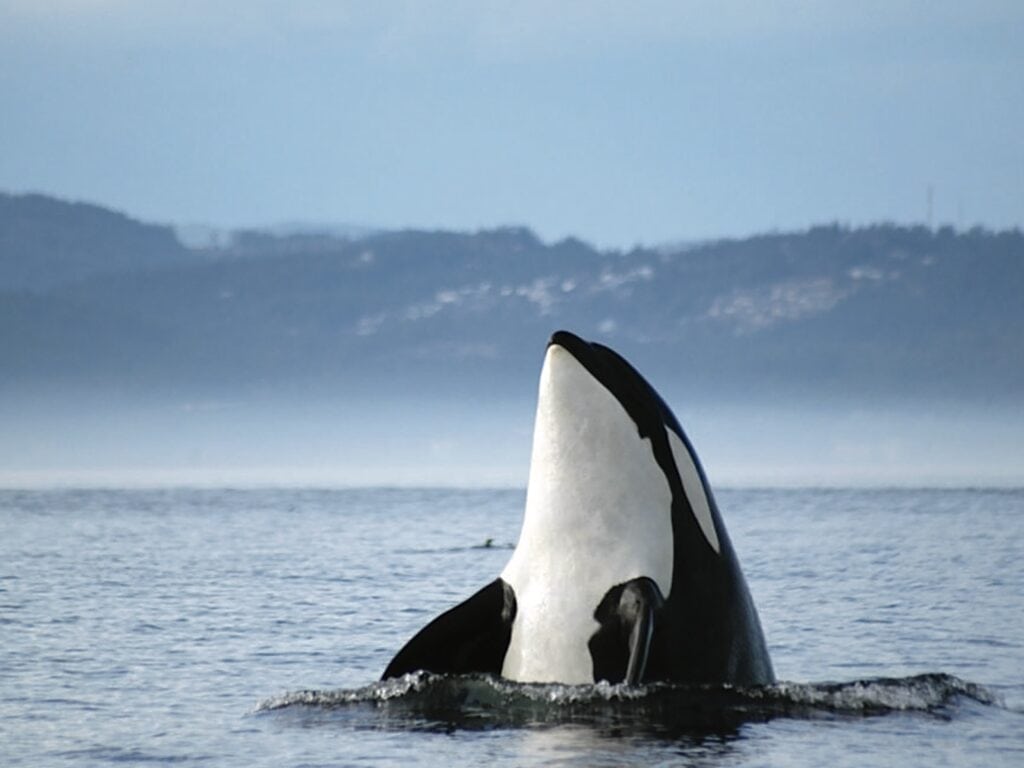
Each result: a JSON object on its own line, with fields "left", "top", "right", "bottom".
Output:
{"left": 2, "top": 1, "right": 1021, "bottom": 246}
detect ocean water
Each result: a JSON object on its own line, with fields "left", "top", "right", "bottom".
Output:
{"left": 1, "top": 487, "right": 1022, "bottom": 766}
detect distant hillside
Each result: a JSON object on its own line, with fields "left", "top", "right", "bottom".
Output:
{"left": 0, "top": 192, "right": 194, "bottom": 291}
{"left": 1, "top": 192, "right": 1021, "bottom": 403}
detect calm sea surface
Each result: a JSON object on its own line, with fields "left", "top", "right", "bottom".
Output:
{"left": 1, "top": 487, "right": 1022, "bottom": 766}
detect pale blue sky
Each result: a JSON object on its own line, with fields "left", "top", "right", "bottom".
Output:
{"left": 1, "top": 1, "right": 1021, "bottom": 246}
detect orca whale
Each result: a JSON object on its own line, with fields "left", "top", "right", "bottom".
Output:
{"left": 382, "top": 331, "right": 774, "bottom": 686}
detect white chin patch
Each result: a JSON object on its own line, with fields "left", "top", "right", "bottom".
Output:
{"left": 666, "top": 428, "right": 721, "bottom": 555}
{"left": 500, "top": 344, "right": 674, "bottom": 683}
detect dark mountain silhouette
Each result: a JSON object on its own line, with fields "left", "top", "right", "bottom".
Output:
{"left": 0, "top": 192, "right": 194, "bottom": 291}
{"left": 1, "top": 191, "right": 1021, "bottom": 404}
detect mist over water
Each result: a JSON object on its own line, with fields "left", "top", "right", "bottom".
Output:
{"left": 676, "top": 398, "right": 1024, "bottom": 488}
{"left": 1, "top": 391, "right": 1020, "bottom": 489}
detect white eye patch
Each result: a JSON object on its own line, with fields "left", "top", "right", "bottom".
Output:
{"left": 666, "top": 429, "right": 721, "bottom": 555}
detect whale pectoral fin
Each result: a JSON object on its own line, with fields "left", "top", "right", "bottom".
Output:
{"left": 589, "top": 577, "right": 665, "bottom": 685}
{"left": 381, "top": 578, "right": 517, "bottom": 680}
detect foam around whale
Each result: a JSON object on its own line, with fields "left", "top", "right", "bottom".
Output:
{"left": 258, "top": 672, "right": 998, "bottom": 736}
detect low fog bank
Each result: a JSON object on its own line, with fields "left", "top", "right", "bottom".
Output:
{"left": 675, "top": 399, "right": 1024, "bottom": 488}
{"left": 1, "top": 392, "right": 1021, "bottom": 489}
{"left": 0, "top": 393, "right": 533, "bottom": 489}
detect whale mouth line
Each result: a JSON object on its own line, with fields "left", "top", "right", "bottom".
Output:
{"left": 257, "top": 672, "right": 1000, "bottom": 733}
